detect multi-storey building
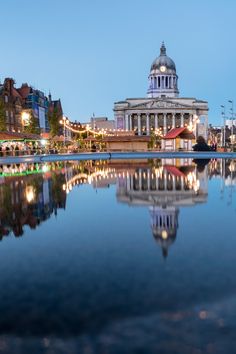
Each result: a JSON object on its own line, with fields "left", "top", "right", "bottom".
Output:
{"left": 0, "top": 78, "right": 23, "bottom": 132}
{"left": 0, "top": 78, "right": 63, "bottom": 134}
{"left": 18, "top": 83, "right": 50, "bottom": 132}
{"left": 114, "top": 42, "right": 208, "bottom": 140}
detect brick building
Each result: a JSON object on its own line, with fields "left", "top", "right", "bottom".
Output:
{"left": 0, "top": 78, "right": 63, "bottom": 134}
{"left": 0, "top": 78, "right": 23, "bottom": 132}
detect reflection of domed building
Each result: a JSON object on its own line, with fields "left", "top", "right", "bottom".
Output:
{"left": 150, "top": 206, "right": 179, "bottom": 258}
{"left": 114, "top": 42, "right": 208, "bottom": 138}
{"left": 117, "top": 159, "right": 208, "bottom": 257}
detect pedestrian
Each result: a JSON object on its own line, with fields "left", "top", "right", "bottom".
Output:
{"left": 15, "top": 145, "right": 19, "bottom": 156}
{"left": 91, "top": 143, "right": 97, "bottom": 152}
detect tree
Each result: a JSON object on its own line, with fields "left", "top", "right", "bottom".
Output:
{"left": 24, "top": 111, "right": 40, "bottom": 135}
{"left": 0, "top": 99, "right": 6, "bottom": 131}
{"left": 48, "top": 107, "right": 61, "bottom": 136}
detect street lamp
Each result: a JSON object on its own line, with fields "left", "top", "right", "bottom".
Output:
{"left": 21, "top": 111, "right": 30, "bottom": 126}
{"left": 228, "top": 100, "right": 234, "bottom": 150}
{"left": 59, "top": 116, "right": 67, "bottom": 148}
{"left": 220, "top": 105, "right": 226, "bottom": 148}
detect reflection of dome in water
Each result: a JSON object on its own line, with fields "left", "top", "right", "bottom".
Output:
{"left": 150, "top": 206, "right": 179, "bottom": 258}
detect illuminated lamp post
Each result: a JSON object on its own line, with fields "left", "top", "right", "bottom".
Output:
{"left": 21, "top": 111, "right": 30, "bottom": 128}
{"left": 220, "top": 105, "right": 226, "bottom": 148}
{"left": 228, "top": 100, "right": 234, "bottom": 151}
{"left": 59, "top": 116, "right": 68, "bottom": 149}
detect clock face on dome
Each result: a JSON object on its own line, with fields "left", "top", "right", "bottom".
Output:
{"left": 160, "top": 65, "right": 166, "bottom": 72}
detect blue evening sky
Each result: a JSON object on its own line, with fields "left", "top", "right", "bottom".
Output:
{"left": 1, "top": 0, "right": 235, "bottom": 125}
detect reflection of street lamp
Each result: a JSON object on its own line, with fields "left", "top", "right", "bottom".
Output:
{"left": 25, "top": 186, "right": 35, "bottom": 203}
{"left": 228, "top": 100, "right": 234, "bottom": 151}
{"left": 221, "top": 105, "right": 226, "bottom": 148}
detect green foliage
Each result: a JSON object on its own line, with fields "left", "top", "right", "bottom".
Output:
{"left": 0, "top": 99, "right": 6, "bottom": 131}
{"left": 24, "top": 111, "right": 40, "bottom": 135}
{"left": 148, "top": 132, "right": 156, "bottom": 149}
{"left": 48, "top": 107, "right": 61, "bottom": 136}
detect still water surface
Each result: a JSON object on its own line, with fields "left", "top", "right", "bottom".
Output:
{"left": 0, "top": 158, "right": 235, "bottom": 353}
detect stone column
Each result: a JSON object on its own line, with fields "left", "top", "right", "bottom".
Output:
{"left": 154, "top": 113, "right": 158, "bottom": 131}
{"left": 125, "top": 114, "right": 129, "bottom": 131}
{"left": 172, "top": 113, "right": 175, "bottom": 129}
{"left": 146, "top": 113, "right": 150, "bottom": 135}
{"left": 189, "top": 113, "right": 193, "bottom": 127}
{"left": 163, "top": 113, "right": 167, "bottom": 135}
{"left": 129, "top": 114, "right": 132, "bottom": 131}
{"left": 137, "top": 114, "right": 141, "bottom": 136}
{"left": 180, "top": 113, "right": 184, "bottom": 127}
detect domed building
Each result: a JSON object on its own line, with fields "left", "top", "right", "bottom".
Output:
{"left": 147, "top": 42, "right": 179, "bottom": 98}
{"left": 114, "top": 42, "right": 208, "bottom": 140}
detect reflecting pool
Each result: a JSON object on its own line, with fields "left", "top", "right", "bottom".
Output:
{"left": 0, "top": 158, "right": 236, "bottom": 353}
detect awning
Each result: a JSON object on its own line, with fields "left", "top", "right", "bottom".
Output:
{"left": 0, "top": 131, "right": 41, "bottom": 141}
{"left": 163, "top": 165, "right": 186, "bottom": 177}
{"left": 163, "top": 127, "right": 195, "bottom": 140}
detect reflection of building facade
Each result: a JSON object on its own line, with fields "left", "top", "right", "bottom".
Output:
{"left": 18, "top": 83, "right": 49, "bottom": 132}
{"left": 116, "top": 159, "right": 208, "bottom": 257}
{"left": 0, "top": 163, "right": 66, "bottom": 239}
{"left": 114, "top": 43, "right": 208, "bottom": 139}
{"left": 2, "top": 158, "right": 235, "bottom": 252}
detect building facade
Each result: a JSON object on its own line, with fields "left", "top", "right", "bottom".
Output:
{"left": 0, "top": 78, "right": 23, "bottom": 132}
{"left": 18, "top": 83, "right": 50, "bottom": 132}
{"left": 0, "top": 78, "right": 62, "bottom": 134}
{"left": 114, "top": 43, "right": 208, "bottom": 139}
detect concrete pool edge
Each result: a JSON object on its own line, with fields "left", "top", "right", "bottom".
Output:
{"left": 0, "top": 151, "right": 235, "bottom": 164}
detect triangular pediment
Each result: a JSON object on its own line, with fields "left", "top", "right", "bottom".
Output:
{"left": 131, "top": 99, "right": 194, "bottom": 110}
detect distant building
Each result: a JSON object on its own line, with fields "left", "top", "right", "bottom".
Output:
{"left": 114, "top": 42, "right": 208, "bottom": 140}
{"left": 89, "top": 116, "right": 115, "bottom": 131}
{"left": 225, "top": 119, "right": 236, "bottom": 128}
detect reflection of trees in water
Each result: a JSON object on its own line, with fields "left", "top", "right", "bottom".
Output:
{"left": 51, "top": 173, "right": 67, "bottom": 212}
{"left": 0, "top": 171, "right": 66, "bottom": 240}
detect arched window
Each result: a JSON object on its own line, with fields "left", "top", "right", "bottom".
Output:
{"left": 158, "top": 76, "right": 160, "bottom": 88}
{"left": 165, "top": 76, "right": 168, "bottom": 88}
